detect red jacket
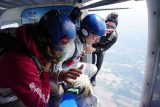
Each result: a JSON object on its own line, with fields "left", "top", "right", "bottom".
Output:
{"left": 0, "top": 25, "right": 50, "bottom": 107}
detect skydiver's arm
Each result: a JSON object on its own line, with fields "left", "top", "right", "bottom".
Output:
{"left": 93, "top": 36, "right": 117, "bottom": 53}
{"left": 7, "top": 53, "right": 50, "bottom": 107}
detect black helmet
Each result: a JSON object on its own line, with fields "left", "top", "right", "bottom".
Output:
{"left": 105, "top": 12, "right": 118, "bottom": 26}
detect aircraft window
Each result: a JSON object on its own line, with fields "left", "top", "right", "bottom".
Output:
{"left": 1, "top": 23, "right": 19, "bottom": 29}
{"left": 21, "top": 5, "right": 74, "bottom": 24}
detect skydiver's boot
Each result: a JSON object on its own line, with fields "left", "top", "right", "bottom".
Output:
{"left": 91, "top": 76, "right": 96, "bottom": 86}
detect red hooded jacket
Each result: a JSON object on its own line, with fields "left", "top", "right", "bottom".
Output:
{"left": 0, "top": 25, "right": 50, "bottom": 107}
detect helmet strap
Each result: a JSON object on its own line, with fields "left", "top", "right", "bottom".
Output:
{"left": 77, "top": 31, "right": 86, "bottom": 45}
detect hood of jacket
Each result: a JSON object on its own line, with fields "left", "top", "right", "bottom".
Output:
{"left": 16, "top": 24, "right": 48, "bottom": 65}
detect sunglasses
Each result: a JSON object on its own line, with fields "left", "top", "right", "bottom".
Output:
{"left": 107, "top": 25, "right": 116, "bottom": 29}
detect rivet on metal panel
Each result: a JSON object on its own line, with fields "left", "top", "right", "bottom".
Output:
{"left": 153, "top": 11, "right": 156, "bottom": 15}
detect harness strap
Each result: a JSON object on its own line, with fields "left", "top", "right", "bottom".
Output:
{"left": 30, "top": 55, "right": 43, "bottom": 76}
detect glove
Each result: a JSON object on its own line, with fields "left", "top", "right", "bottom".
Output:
{"left": 72, "top": 74, "right": 94, "bottom": 98}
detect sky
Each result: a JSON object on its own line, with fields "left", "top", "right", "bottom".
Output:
{"left": 88, "top": 1, "right": 148, "bottom": 106}
{"left": 88, "top": 1, "right": 148, "bottom": 59}
{"left": 88, "top": 1, "right": 148, "bottom": 39}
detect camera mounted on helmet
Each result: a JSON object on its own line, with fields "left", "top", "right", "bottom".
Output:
{"left": 69, "top": 6, "right": 82, "bottom": 22}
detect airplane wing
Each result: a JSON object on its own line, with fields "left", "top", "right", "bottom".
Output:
{"left": 81, "top": 0, "right": 144, "bottom": 10}
{"left": 0, "top": 0, "right": 143, "bottom": 16}
{"left": 88, "top": 7, "right": 130, "bottom": 11}
{"left": 81, "top": 0, "right": 131, "bottom": 9}
{"left": 0, "top": 0, "right": 93, "bottom": 16}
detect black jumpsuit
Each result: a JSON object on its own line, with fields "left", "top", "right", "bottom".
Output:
{"left": 91, "top": 31, "right": 118, "bottom": 82}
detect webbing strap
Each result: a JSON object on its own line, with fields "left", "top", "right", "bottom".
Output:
{"left": 30, "top": 55, "right": 43, "bottom": 76}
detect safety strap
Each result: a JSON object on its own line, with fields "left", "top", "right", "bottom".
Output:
{"left": 30, "top": 55, "right": 43, "bottom": 76}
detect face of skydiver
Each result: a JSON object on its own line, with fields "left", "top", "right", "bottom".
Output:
{"left": 85, "top": 33, "right": 101, "bottom": 45}
{"left": 106, "top": 21, "right": 116, "bottom": 34}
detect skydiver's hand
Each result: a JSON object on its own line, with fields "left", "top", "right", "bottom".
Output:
{"left": 42, "top": 62, "right": 51, "bottom": 72}
{"left": 85, "top": 46, "right": 96, "bottom": 53}
{"left": 59, "top": 64, "right": 84, "bottom": 84}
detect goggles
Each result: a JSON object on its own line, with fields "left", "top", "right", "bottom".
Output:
{"left": 45, "top": 34, "right": 74, "bottom": 63}
{"left": 48, "top": 36, "right": 73, "bottom": 58}
{"left": 48, "top": 43, "right": 69, "bottom": 63}
{"left": 106, "top": 22, "right": 116, "bottom": 30}
{"left": 107, "top": 25, "right": 116, "bottom": 29}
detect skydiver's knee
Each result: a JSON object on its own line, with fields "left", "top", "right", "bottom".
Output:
{"left": 77, "top": 62, "right": 97, "bottom": 78}
{"left": 89, "top": 64, "right": 97, "bottom": 77}
{"left": 92, "top": 64, "right": 97, "bottom": 74}
{"left": 50, "top": 82, "right": 64, "bottom": 97}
